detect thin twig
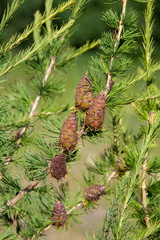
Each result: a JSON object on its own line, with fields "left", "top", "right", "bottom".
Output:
{"left": 105, "top": 171, "right": 117, "bottom": 184}
{"left": 141, "top": 111, "right": 155, "bottom": 229}
{"left": 31, "top": 202, "right": 86, "bottom": 240}
{"left": 141, "top": 156, "right": 150, "bottom": 229}
{"left": 17, "top": 56, "right": 55, "bottom": 143}
{"left": 5, "top": 57, "right": 55, "bottom": 166}
{"left": 0, "top": 169, "right": 50, "bottom": 215}
{"left": 132, "top": 95, "right": 160, "bottom": 103}
{"left": 0, "top": 180, "right": 39, "bottom": 215}
{"left": 67, "top": 201, "right": 85, "bottom": 215}
{"left": 105, "top": 0, "right": 128, "bottom": 93}
{"left": 57, "top": 106, "right": 74, "bottom": 114}
{"left": 31, "top": 171, "right": 117, "bottom": 239}
{"left": 31, "top": 225, "right": 52, "bottom": 240}
{"left": 131, "top": 102, "right": 144, "bottom": 116}
{"left": 78, "top": 122, "right": 86, "bottom": 139}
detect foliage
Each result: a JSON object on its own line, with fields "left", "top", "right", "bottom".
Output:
{"left": 0, "top": 0, "right": 160, "bottom": 239}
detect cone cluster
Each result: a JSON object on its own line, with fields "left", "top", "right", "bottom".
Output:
{"left": 51, "top": 201, "right": 67, "bottom": 227}
{"left": 75, "top": 75, "right": 93, "bottom": 111}
{"left": 59, "top": 112, "right": 78, "bottom": 151}
{"left": 50, "top": 154, "right": 67, "bottom": 180}
{"left": 85, "top": 91, "right": 106, "bottom": 130}
{"left": 58, "top": 75, "right": 107, "bottom": 153}
{"left": 49, "top": 75, "right": 109, "bottom": 225}
{"left": 85, "top": 184, "right": 105, "bottom": 201}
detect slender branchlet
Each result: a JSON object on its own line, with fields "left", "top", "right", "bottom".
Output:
{"left": 0, "top": 180, "right": 40, "bottom": 215}
{"left": 105, "top": 171, "right": 117, "bottom": 185}
{"left": 105, "top": 0, "right": 128, "bottom": 93}
{"left": 143, "top": 0, "right": 154, "bottom": 84}
{"left": 4, "top": 56, "right": 56, "bottom": 166}
{"left": 17, "top": 56, "right": 55, "bottom": 143}
{"left": 141, "top": 154, "right": 150, "bottom": 229}
{"left": 117, "top": 114, "right": 159, "bottom": 237}
{"left": 1, "top": 0, "right": 76, "bottom": 55}
{"left": 0, "top": 168, "right": 115, "bottom": 216}
{"left": 31, "top": 171, "right": 117, "bottom": 239}
{"left": 140, "top": 0, "right": 155, "bottom": 229}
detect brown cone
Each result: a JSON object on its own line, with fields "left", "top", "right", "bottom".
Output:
{"left": 51, "top": 201, "right": 67, "bottom": 227}
{"left": 59, "top": 112, "right": 78, "bottom": 151}
{"left": 85, "top": 91, "right": 106, "bottom": 130}
{"left": 85, "top": 184, "right": 105, "bottom": 201}
{"left": 115, "top": 151, "right": 127, "bottom": 173}
{"left": 50, "top": 154, "right": 67, "bottom": 180}
{"left": 75, "top": 75, "right": 93, "bottom": 111}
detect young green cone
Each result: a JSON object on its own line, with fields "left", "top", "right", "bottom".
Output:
{"left": 59, "top": 112, "right": 78, "bottom": 151}
{"left": 85, "top": 184, "right": 105, "bottom": 201}
{"left": 75, "top": 75, "right": 93, "bottom": 111}
{"left": 51, "top": 201, "right": 67, "bottom": 227}
{"left": 85, "top": 91, "right": 106, "bottom": 130}
{"left": 50, "top": 154, "right": 67, "bottom": 180}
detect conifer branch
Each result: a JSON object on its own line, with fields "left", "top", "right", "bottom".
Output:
{"left": 78, "top": 122, "right": 86, "bottom": 139}
{"left": 117, "top": 180, "right": 134, "bottom": 239}
{"left": 143, "top": 0, "right": 154, "bottom": 83}
{"left": 0, "top": 170, "right": 50, "bottom": 215}
{"left": 128, "top": 63, "right": 160, "bottom": 86}
{"left": 0, "top": 180, "right": 39, "bottom": 215}
{"left": 5, "top": 56, "right": 56, "bottom": 165}
{"left": 132, "top": 95, "right": 160, "bottom": 103}
{"left": 131, "top": 102, "right": 144, "bottom": 116}
{"left": 0, "top": 0, "right": 23, "bottom": 35}
{"left": 17, "top": 56, "right": 55, "bottom": 143}
{"left": 65, "top": 40, "right": 99, "bottom": 63}
{"left": 141, "top": 155, "right": 150, "bottom": 229}
{"left": 0, "top": 170, "right": 116, "bottom": 235}
{"left": 4, "top": 57, "right": 56, "bottom": 166}
{"left": 1, "top": 0, "right": 160, "bottom": 238}
{"left": 31, "top": 202, "right": 85, "bottom": 240}
{"left": 105, "top": 171, "right": 117, "bottom": 184}
{"left": 0, "top": 19, "right": 75, "bottom": 78}
{"left": 117, "top": 115, "right": 159, "bottom": 238}
{"left": 67, "top": 201, "right": 85, "bottom": 215}
{"left": 31, "top": 172, "right": 117, "bottom": 239}
{"left": 1, "top": 0, "right": 76, "bottom": 55}
{"left": 105, "top": 0, "right": 128, "bottom": 93}
{"left": 31, "top": 225, "right": 52, "bottom": 240}
{"left": 140, "top": 0, "right": 155, "bottom": 230}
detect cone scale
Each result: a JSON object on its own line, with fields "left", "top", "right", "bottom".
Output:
{"left": 85, "top": 91, "right": 106, "bottom": 130}
{"left": 75, "top": 75, "right": 93, "bottom": 111}
{"left": 51, "top": 201, "right": 67, "bottom": 227}
{"left": 50, "top": 154, "right": 67, "bottom": 180}
{"left": 85, "top": 184, "right": 105, "bottom": 201}
{"left": 59, "top": 112, "right": 78, "bottom": 151}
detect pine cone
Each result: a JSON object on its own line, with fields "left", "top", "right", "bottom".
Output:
{"left": 59, "top": 112, "right": 78, "bottom": 151}
{"left": 75, "top": 75, "right": 93, "bottom": 111}
{"left": 85, "top": 184, "right": 105, "bottom": 201}
{"left": 50, "top": 154, "right": 67, "bottom": 180}
{"left": 115, "top": 151, "right": 127, "bottom": 173}
{"left": 51, "top": 201, "right": 67, "bottom": 227}
{"left": 85, "top": 91, "right": 106, "bottom": 130}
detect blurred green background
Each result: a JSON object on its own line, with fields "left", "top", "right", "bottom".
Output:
{"left": 0, "top": 1, "right": 160, "bottom": 239}
{"left": 1, "top": 0, "right": 160, "bottom": 48}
